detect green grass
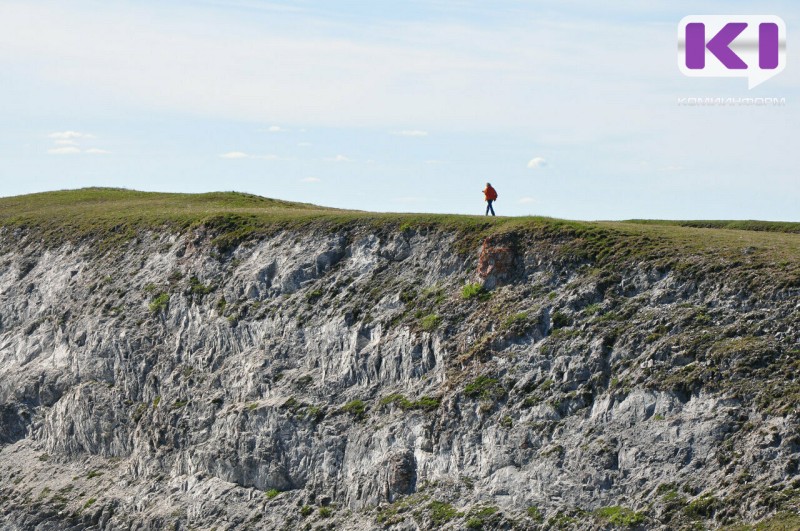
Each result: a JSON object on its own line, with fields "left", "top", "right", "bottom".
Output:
{"left": 502, "top": 312, "right": 528, "bottom": 329}
{"left": 0, "top": 188, "right": 338, "bottom": 249}
{"left": 464, "top": 376, "right": 506, "bottom": 401}
{"left": 1, "top": 189, "right": 798, "bottom": 295}
{"left": 726, "top": 511, "right": 800, "bottom": 530}
{"left": 149, "top": 292, "right": 169, "bottom": 314}
{"left": 594, "top": 506, "right": 646, "bottom": 527}
{"left": 428, "top": 501, "right": 458, "bottom": 526}
{"left": 626, "top": 219, "right": 800, "bottom": 234}
{"left": 684, "top": 494, "right": 718, "bottom": 519}
{"left": 462, "top": 283, "right": 490, "bottom": 301}
{"left": 551, "top": 311, "right": 573, "bottom": 329}
{"left": 527, "top": 505, "right": 544, "bottom": 523}
{"left": 380, "top": 394, "right": 441, "bottom": 412}
{"left": 420, "top": 314, "right": 442, "bottom": 332}
{"left": 466, "top": 506, "right": 499, "bottom": 529}
{"left": 341, "top": 399, "right": 367, "bottom": 420}
{"left": 188, "top": 276, "right": 215, "bottom": 297}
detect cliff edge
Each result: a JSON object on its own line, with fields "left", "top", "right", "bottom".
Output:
{"left": 0, "top": 189, "right": 798, "bottom": 530}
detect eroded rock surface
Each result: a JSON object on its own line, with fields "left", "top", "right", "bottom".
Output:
{"left": 0, "top": 225, "right": 798, "bottom": 530}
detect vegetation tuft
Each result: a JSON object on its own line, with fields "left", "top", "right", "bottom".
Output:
{"left": 464, "top": 376, "right": 506, "bottom": 401}
{"left": 148, "top": 292, "right": 169, "bottom": 314}
{"left": 428, "top": 501, "right": 458, "bottom": 526}
{"left": 380, "top": 394, "right": 441, "bottom": 412}
{"left": 420, "top": 314, "right": 442, "bottom": 332}
{"left": 462, "top": 283, "right": 490, "bottom": 301}
{"left": 341, "top": 399, "right": 367, "bottom": 420}
{"left": 594, "top": 506, "right": 646, "bottom": 527}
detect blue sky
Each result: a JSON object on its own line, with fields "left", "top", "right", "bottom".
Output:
{"left": 0, "top": 0, "right": 797, "bottom": 220}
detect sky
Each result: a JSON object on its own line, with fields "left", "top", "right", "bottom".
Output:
{"left": 0, "top": 0, "right": 798, "bottom": 220}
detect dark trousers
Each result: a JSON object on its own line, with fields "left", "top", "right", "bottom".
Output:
{"left": 485, "top": 200, "right": 495, "bottom": 216}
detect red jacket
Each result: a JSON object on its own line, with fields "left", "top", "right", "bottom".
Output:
{"left": 483, "top": 185, "right": 498, "bottom": 201}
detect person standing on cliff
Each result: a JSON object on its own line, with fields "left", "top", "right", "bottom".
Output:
{"left": 483, "top": 182, "right": 498, "bottom": 216}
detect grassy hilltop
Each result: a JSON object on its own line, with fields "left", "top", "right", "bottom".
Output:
{"left": 0, "top": 187, "right": 798, "bottom": 287}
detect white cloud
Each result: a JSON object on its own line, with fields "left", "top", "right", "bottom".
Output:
{"left": 266, "top": 125, "right": 287, "bottom": 132}
{"left": 325, "top": 155, "right": 352, "bottom": 162}
{"left": 220, "top": 151, "right": 249, "bottom": 159}
{"left": 47, "top": 130, "right": 108, "bottom": 154}
{"left": 0, "top": 3, "right": 682, "bottom": 132}
{"left": 220, "top": 151, "right": 280, "bottom": 160}
{"left": 527, "top": 157, "right": 547, "bottom": 169}
{"left": 298, "top": 142, "right": 313, "bottom": 147}
{"left": 392, "top": 130, "right": 428, "bottom": 137}
{"left": 48, "top": 146, "right": 81, "bottom": 155}
{"left": 518, "top": 196, "right": 537, "bottom": 204}
{"left": 425, "top": 160, "right": 445, "bottom": 165}
{"left": 48, "top": 131, "right": 94, "bottom": 140}
{"left": 301, "top": 177, "right": 321, "bottom": 183}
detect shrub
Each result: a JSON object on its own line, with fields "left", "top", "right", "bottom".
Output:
{"left": 472, "top": 506, "right": 498, "bottom": 518}
{"left": 502, "top": 312, "right": 528, "bottom": 329}
{"left": 189, "top": 276, "right": 214, "bottom": 297}
{"left": 399, "top": 288, "right": 417, "bottom": 304}
{"left": 466, "top": 517, "right": 483, "bottom": 529}
{"left": 266, "top": 488, "right": 280, "bottom": 499}
{"left": 595, "top": 506, "right": 645, "bottom": 527}
{"left": 413, "top": 396, "right": 441, "bottom": 411}
{"left": 305, "top": 405, "right": 324, "bottom": 422}
{"left": 342, "top": 399, "right": 367, "bottom": 420}
{"left": 300, "top": 505, "right": 313, "bottom": 517}
{"left": 694, "top": 311, "right": 712, "bottom": 326}
{"left": 381, "top": 394, "right": 441, "bottom": 412}
{"left": 527, "top": 506, "right": 544, "bottom": 522}
{"left": 462, "top": 283, "right": 490, "bottom": 301}
{"left": 464, "top": 376, "right": 506, "bottom": 401}
{"left": 420, "top": 314, "right": 442, "bottom": 332}
{"left": 684, "top": 494, "right": 718, "bottom": 518}
{"left": 584, "top": 303, "right": 602, "bottom": 315}
{"left": 551, "top": 311, "right": 572, "bottom": 329}
{"left": 318, "top": 507, "right": 332, "bottom": 518}
{"left": 149, "top": 292, "right": 169, "bottom": 314}
{"left": 429, "top": 501, "right": 457, "bottom": 526}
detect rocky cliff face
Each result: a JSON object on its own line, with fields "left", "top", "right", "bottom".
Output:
{"left": 0, "top": 220, "right": 798, "bottom": 530}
